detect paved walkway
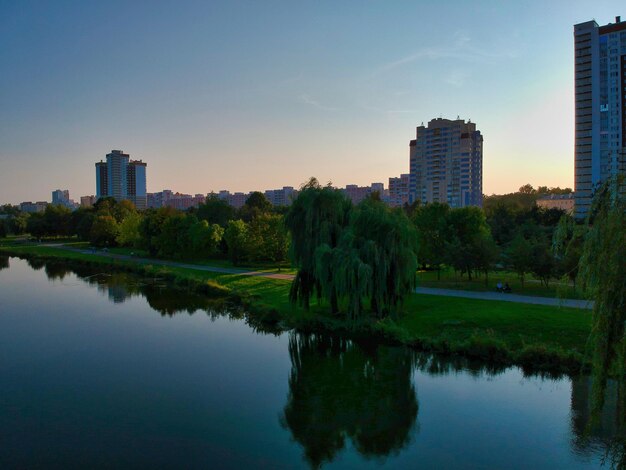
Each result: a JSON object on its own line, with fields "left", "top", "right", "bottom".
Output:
{"left": 46, "top": 244, "right": 593, "bottom": 309}
{"left": 414, "top": 287, "right": 593, "bottom": 309}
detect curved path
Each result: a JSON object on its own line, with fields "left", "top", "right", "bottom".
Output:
{"left": 414, "top": 287, "right": 592, "bottom": 309}
{"left": 48, "top": 244, "right": 593, "bottom": 309}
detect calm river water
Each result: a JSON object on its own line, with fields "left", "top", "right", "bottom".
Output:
{"left": 0, "top": 256, "right": 618, "bottom": 469}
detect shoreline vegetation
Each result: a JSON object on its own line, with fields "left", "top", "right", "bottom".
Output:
{"left": 1, "top": 243, "right": 592, "bottom": 375}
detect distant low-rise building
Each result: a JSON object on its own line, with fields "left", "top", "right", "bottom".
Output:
{"left": 388, "top": 174, "right": 411, "bottom": 207}
{"left": 147, "top": 190, "right": 205, "bottom": 210}
{"left": 20, "top": 201, "right": 48, "bottom": 213}
{"left": 536, "top": 193, "right": 575, "bottom": 213}
{"left": 265, "top": 186, "right": 297, "bottom": 206}
{"left": 80, "top": 195, "right": 96, "bottom": 208}
{"left": 217, "top": 190, "right": 248, "bottom": 209}
{"left": 342, "top": 183, "right": 385, "bottom": 204}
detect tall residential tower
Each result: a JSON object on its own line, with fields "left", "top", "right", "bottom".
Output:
{"left": 409, "top": 118, "right": 483, "bottom": 208}
{"left": 574, "top": 16, "right": 626, "bottom": 218}
{"left": 95, "top": 150, "right": 147, "bottom": 209}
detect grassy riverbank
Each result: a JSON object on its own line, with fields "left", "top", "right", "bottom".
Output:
{"left": 0, "top": 243, "right": 593, "bottom": 374}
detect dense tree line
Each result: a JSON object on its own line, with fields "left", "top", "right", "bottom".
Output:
{"left": 0, "top": 193, "right": 289, "bottom": 264}
{"left": 408, "top": 198, "right": 575, "bottom": 288}
{"left": 1, "top": 181, "right": 587, "bottom": 303}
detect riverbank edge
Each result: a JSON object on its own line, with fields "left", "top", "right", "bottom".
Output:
{"left": 1, "top": 246, "right": 590, "bottom": 376}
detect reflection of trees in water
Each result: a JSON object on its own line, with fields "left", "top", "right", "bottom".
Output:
{"left": 414, "top": 353, "right": 508, "bottom": 378}
{"left": 26, "top": 257, "right": 46, "bottom": 271}
{"left": 281, "top": 333, "right": 419, "bottom": 468}
{"left": 570, "top": 376, "right": 626, "bottom": 465}
{"left": 44, "top": 262, "right": 72, "bottom": 281}
{"left": 36, "top": 260, "right": 232, "bottom": 317}
{"left": 0, "top": 256, "right": 9, "bottom": 271}
{"left": 141, "top": 284, "right": 232, "bottom": 317}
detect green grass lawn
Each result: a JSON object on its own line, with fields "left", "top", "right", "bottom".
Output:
{"left": 399, "top": 294, "right": 590, "bottom": 353}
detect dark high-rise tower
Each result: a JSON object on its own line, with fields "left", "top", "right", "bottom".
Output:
{"left": 95, "top": 150, "right": 147, "bottom": 209}
{"left": 574, "top": 16, "right": 626, "bottom": 218}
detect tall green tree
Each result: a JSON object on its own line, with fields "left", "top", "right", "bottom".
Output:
{"left": 473, "top": 231, "right": 500, "bottom": 287}
{"left": 247, "top": 213, "right": 289, "bottom": 263}
{"left": 116, "top": 212, "right": 143, "bottom": 248}
{"left": 444, "top": 206, "right": 492, "bottom": 280}
{"left": 197, "top": 193, "right": 236, "bottom": 228}
{"left": 139, "top": 207, "right": 179, "bottom": 256}
{"left": 224, "top": 219, "right": 249, "bottom": 265}
{"left": 239, "top": 191, "right": 272, "bottom": 222}
{"left": 7, "top": 212, "right": 29, "bottom": 235}
{"left": 336, "top": 199, "right": 418, "bottom": 318}
{"left": 90, "top": 215, "right": 119, "bottom": 247}
{"left": 528, "top": 236, "right": 555, "bottom": 288}
{"left": 155, "top": 213, "right": 195, "bottom": 258}
{"left": 189, "top": 220, "right": 224, "bottom": 258}
{"left": 412, "top": 202, "right": 450, "bottom": 277}
{"left": 284, "top": 178, "right": 352, "bottom": 311}
{"left": 552, "top": 214, "right": 584, "bottom": 288}
{"left": 580, "top": 176, "right": 626, "bottom": 417}
{"left": 506, "top": 233, "right": 533, "bottom": 287}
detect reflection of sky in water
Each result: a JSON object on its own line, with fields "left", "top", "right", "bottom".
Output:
{"left": 0, "top": 257, "right": 616, "bottom": 469}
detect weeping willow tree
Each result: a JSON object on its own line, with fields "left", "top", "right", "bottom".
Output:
{"left": 313, "top": 198, "right": 418, "bottom": 320}
{"left": 286, "top": 183, "right": 418, "bottom": 320}
{"left": 581, "top": 176, "right": 626, "bottom": 409}
{"left": 344, "top": 198, "right": 418, "bottom": 318}
{"left": 579, "top": 175, "right": 626, "bottom": 467}
{"left": 284, "top": 178, "right": 352, "bottom": 312}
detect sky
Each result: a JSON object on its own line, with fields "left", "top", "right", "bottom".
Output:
{"left": 0, "top": 0, "right": 623, "bottom": 204}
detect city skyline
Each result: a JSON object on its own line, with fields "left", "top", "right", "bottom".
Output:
{"left": 1, "top": 1, "right": 624, "bottom": 204}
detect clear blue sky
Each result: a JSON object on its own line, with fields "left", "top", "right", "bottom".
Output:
{"left": 0, "top": 0, "right": 623, "bottom": 204}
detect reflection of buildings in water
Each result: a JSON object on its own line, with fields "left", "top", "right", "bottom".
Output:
{"left": 0, "top": 256, "right": 9, "bottom": 271}
{"left": 281, "top": 334, "right": 419, "bottom": 468}
{"left": 570, "top": 376, "right": 622, "bottom": 454}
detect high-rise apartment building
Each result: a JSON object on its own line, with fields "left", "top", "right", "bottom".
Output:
{"left": 95, "top": 150, "right": 147, "bottom": 209}
{"left": 409, "top": 118, "right": 483, "bottom": 208}
{"left": 51, "top": 189, "right": 69, "bottom": 206}
{"left": 51, "top": 189, "right": 77, "bottom": 209}
{"left": 127, "top": 160, "right": 147, "bottom": 209}
{"left": 574, "top": 16, "right": 626, "bottom": 218}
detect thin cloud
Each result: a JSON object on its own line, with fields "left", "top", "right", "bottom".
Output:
{"left": 445, "top": 70, "right": 470, "bottom": 87}
{"left": 374, "top": 31, "right": 516, "bottom": 75}
{"left": 298, "top": 94, "right": 338, "bottom": 111}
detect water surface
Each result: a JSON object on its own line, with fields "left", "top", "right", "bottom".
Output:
{"left": 0, "top": 257, "right": 617, "bottom": 468}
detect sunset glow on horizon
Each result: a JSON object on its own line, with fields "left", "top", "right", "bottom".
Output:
{"left": 0, "top": 0, "right": 623, "bottom": 204}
